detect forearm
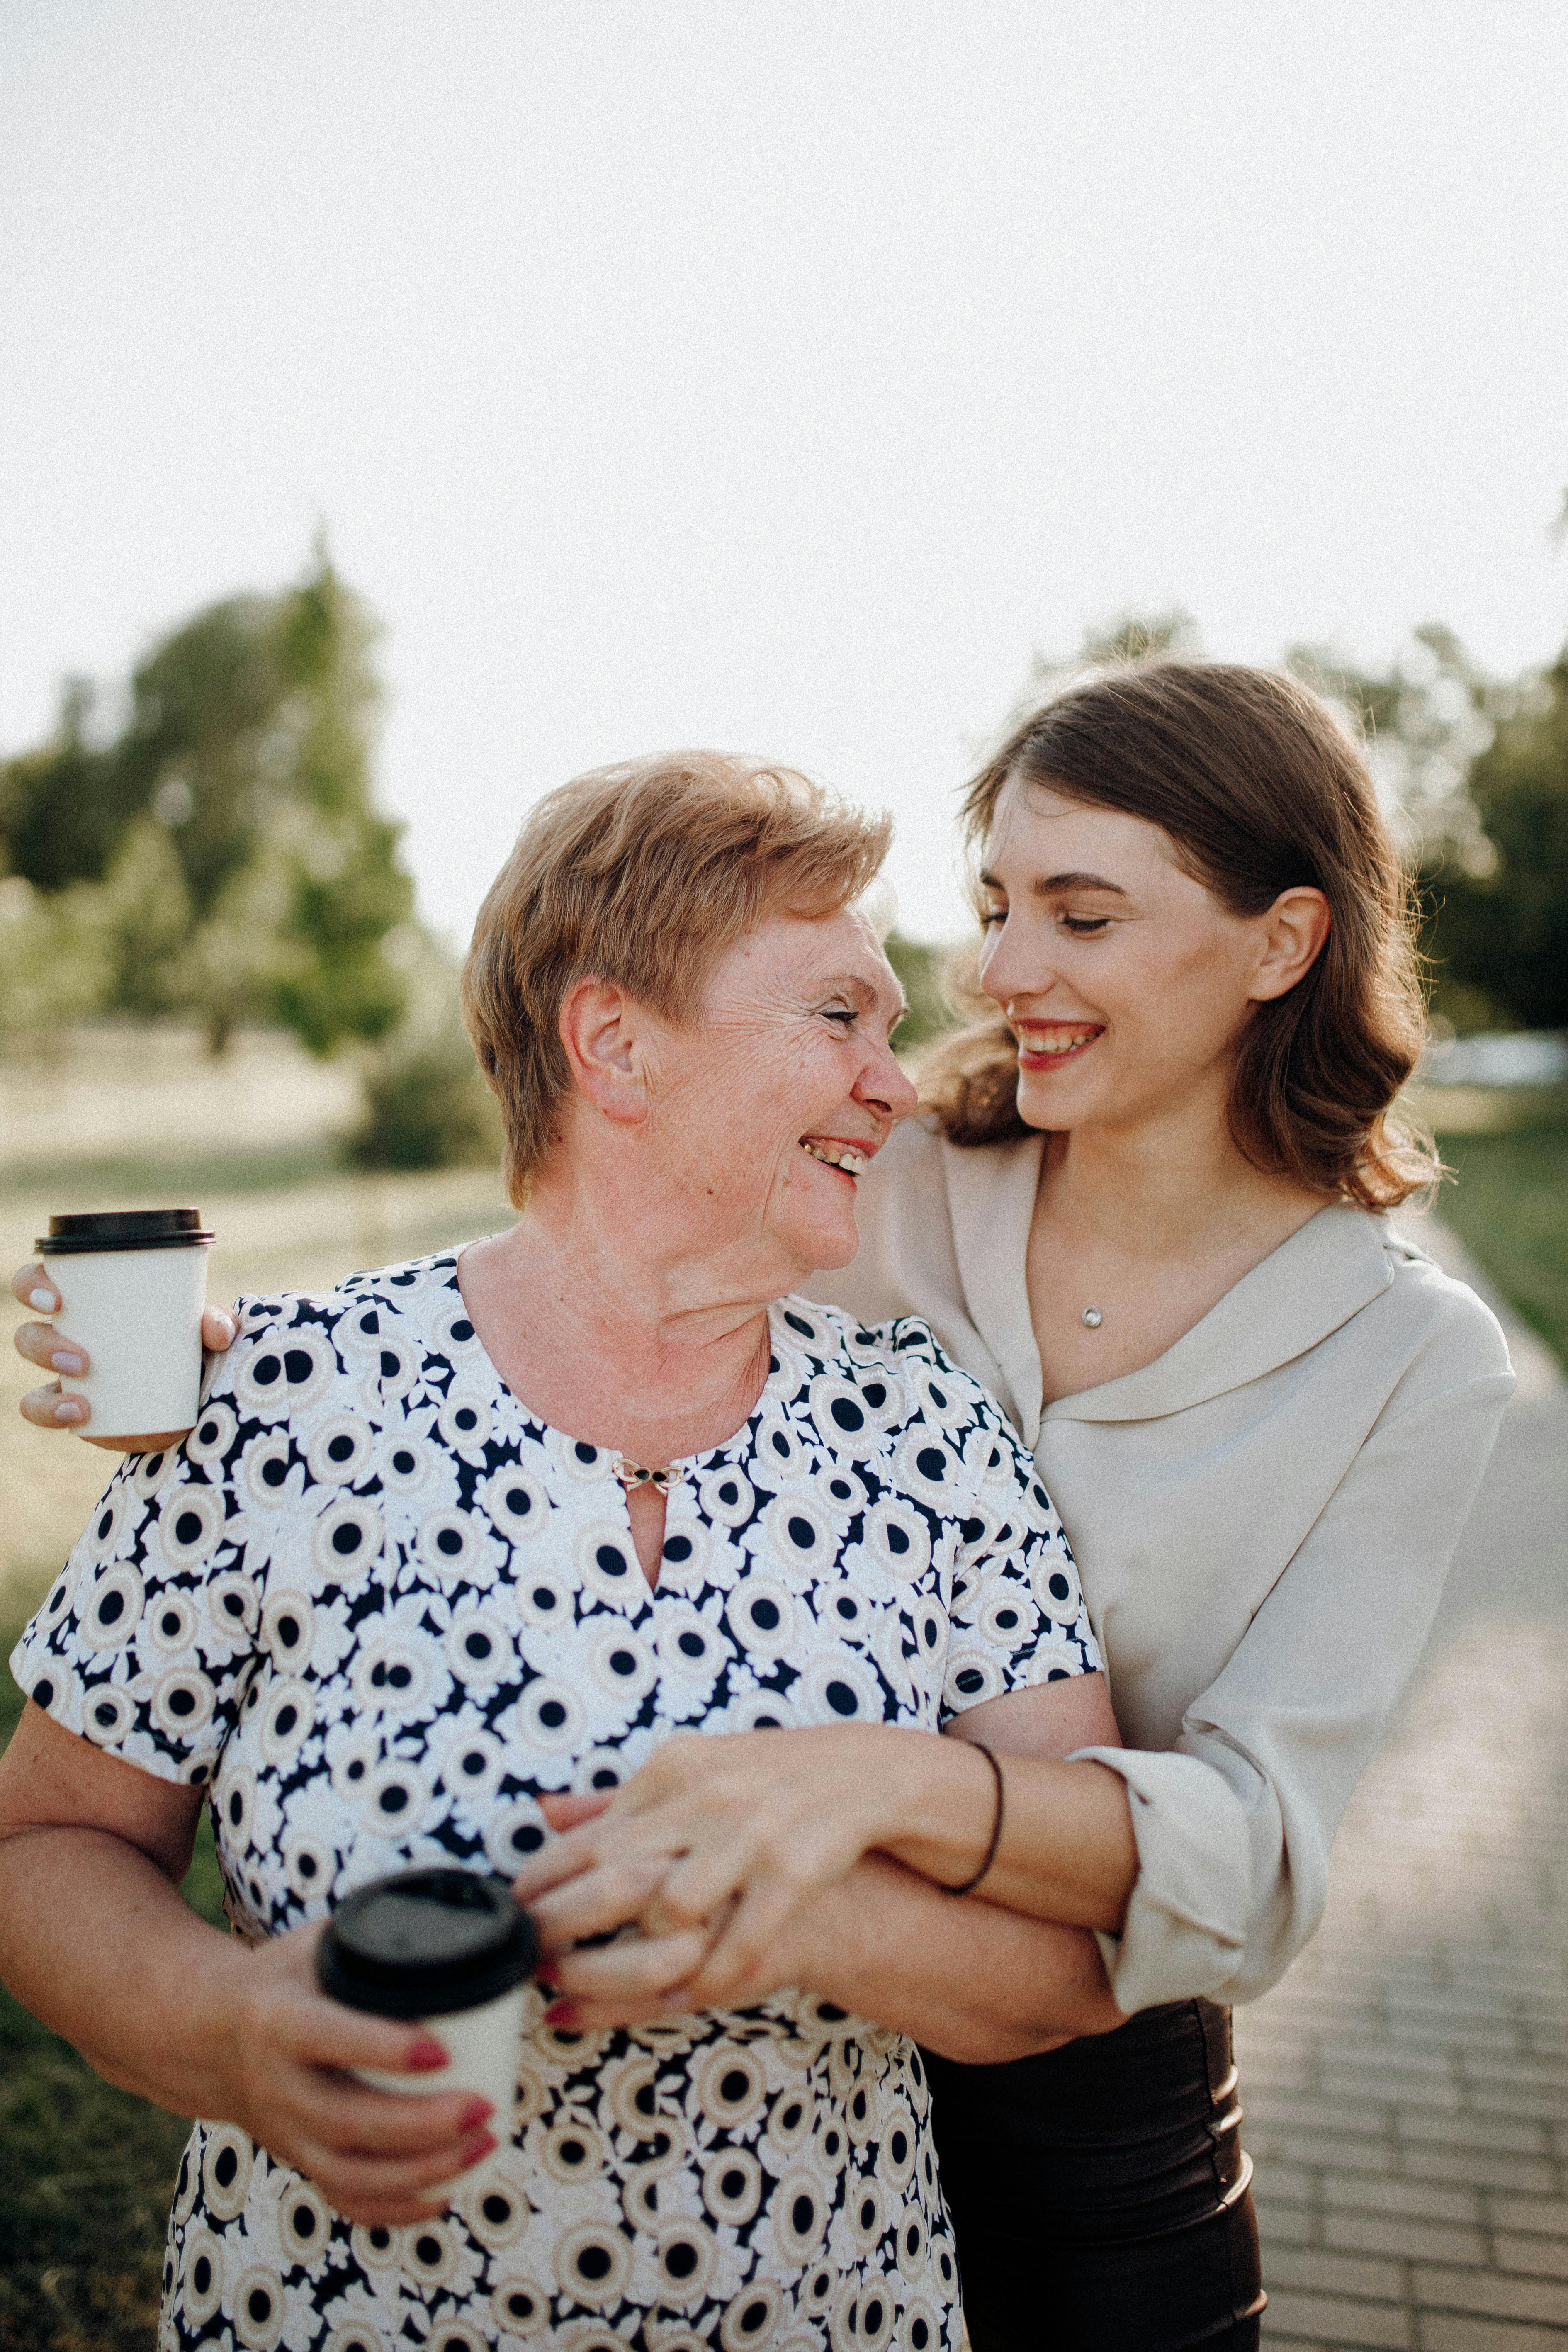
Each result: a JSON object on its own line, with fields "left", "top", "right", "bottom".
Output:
{"left": 876, "top": 1729, "right": 1138, "bottom": 1934}
{"left": 797, "top": 1852, "right": 1124, "bottom": 2063}
{"left": 0, "top": 1827, "right": 249, "bottom": 2116}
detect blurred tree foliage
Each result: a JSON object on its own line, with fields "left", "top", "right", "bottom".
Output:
{"left": 1292, "top": 628, "right": 1568, "bottom": 1034}
{"left": 346, "top": 930, "right": 503, "bottom": 1173}
{"left": 884, "top": 930, "right": 951, "bottom": 1053}
{"left": 0, "top": 549, "right": 414, "bottom": 1055}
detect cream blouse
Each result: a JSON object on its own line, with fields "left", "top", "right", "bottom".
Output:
{"left": 815, "top": 1117, "right": 1517, "bottom": 2015}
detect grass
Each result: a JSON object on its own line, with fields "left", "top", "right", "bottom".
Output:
{"left": 0, "top": 1579, "right": 230, "bottom": 2352}
{"left": 1418, "top": 1082, "right": 1568, "bottom": 1367}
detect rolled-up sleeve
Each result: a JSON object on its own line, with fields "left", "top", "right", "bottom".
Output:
{"left": 1072, "top": 1363, "right": 1516, "bottom": 2012}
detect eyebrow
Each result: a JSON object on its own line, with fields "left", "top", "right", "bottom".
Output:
{"left": 979, "top": 868, "right": 1130, "bottom": 899}
{"left": 823, "top": 972, "right": 909, "bottom": 1022}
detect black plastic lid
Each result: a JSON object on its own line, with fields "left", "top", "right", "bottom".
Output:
{"left": 316, "top": 1866, "right": 539, "bottom": 2019}
{"left": 38, "top": 1209, "right": 214, "bottom": 1255}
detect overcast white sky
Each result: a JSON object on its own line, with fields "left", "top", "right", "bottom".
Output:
{"left": 3, "top": 2, "right": 1566, "bottom": 944}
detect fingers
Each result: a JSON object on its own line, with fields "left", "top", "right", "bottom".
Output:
{"left": 536, "top": 1790, "right": 614, "bottom": 1832}
{"left": 509, "top": 1814, "right": 678, "bottom": 1903}
{"left": 671, "top": 1881, "right": 796, "bottom": 2011}
{"left": 547, "top": 1927, "right": 710, "bottom": 2004}
{"left": 528, "top": 1855, "right": 676, "bottom": 1952}
{"left": 12, "top": 1262, "right": 58, "bottom": 1314}
{"left": 201, "top": 1304, "right": 237, "bottom": 1351}
{"left": 19, "top": 1377, "right": 88, "bottom": 1429}
{"left": 267, "top": 1984, "right": 451, "bottom": 2080}
{"left": 282, "top": 2116, "right": 500, "bottom": 2223}
{"left": 306, "top": 2077, "right": 496, "bottom": 2158}
{"left": 14, "top": 1317, "right": 86, "bottom": 1374}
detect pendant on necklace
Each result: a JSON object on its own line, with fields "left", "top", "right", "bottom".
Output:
{"left": 613, "top": 1456, "right": 681, "bottom": 1495}
{"left": 1081, "top": 1306, "right": 1104, "bottom": 1329}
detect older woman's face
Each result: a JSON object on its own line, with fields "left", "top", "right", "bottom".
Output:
{"left": 647, "top": 904, "right": 917, "bottom": 1279}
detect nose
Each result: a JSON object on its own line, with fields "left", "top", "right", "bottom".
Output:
{"left": 856, "top": 1036, "right": 919, "bottom": 1126}
{"left": 978, "top": 915, "right": 1060, "bottom": 1010}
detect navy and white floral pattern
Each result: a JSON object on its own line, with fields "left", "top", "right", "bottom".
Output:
{"left": 15, "top": 1253, "right": 1099, "bottom": 2352}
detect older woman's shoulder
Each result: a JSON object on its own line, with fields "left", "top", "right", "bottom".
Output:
{"left": 778, "top": 1290, "right": 1019, "bottom": 1436}
{"left": 209, "top": 1250, "right": 473, "bottom": 1403}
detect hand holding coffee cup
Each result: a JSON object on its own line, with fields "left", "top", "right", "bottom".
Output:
{"left": 183, "top": 1911, "right": 506, "bottom": 2228}
{"left": 12, "top": 1211, "right": 236, "bottom": 1448}
{"left": 317, "top": 1866, "right": 539, "bottom": 2196}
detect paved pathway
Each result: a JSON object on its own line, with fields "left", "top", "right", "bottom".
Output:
{"left": 1237, "top": 1219, "right": 1568, "bottom": 2350}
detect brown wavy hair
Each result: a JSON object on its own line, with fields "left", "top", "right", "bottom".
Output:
{"left": 920, "top": 662, "right": 1436, "bottom": 1209}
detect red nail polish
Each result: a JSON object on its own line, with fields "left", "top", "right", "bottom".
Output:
{"left": 458, "top": 2096, "right": 495, "bottom": 2131}
{"left": 406, "top": 2036, "right": 450, "bottom": 2072}
{"left": 462, "top": 2129, "right": 498, "bottom": 2166}
{"left": 543, "top": 1998, "right": 580, "bottom": 2028}
{"left": 535, "top": 1960, "right": 561, "bottom": 1988}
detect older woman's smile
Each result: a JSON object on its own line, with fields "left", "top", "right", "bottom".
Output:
{"left": 799, "top": 1135, "right": 875, "bottom": 1176}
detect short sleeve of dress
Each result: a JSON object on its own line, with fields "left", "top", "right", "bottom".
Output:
{"left": 8, "top": 1302, "right": 279, "bottom": 1791}
{"left": 882, "top": 1322, "right": 1103, "bottom": 1725}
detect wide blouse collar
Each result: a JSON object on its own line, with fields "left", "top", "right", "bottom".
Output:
{"left": 938, "top": 1131, "right": 1398, "bottom": 1444}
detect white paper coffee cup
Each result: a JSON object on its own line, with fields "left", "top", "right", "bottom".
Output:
{"left": 316, "top": 1865, "right": 539, "bottom": 2198}
{"left": 354, "top": 1982, "right": 531, "bottom": 2190}
{"left": 39, "top": 1209, "right": 214, "bottom": 1440}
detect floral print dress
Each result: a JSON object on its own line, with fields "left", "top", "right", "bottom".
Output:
{"left": 14, "top": 1252, "right": 1101, "bottom": 2352}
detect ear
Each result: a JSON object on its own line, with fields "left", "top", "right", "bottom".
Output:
{"left": 558, "top": 978, "right": 649, "bottom": 1127}
{"left": 1248, "top": 886, "right": 1332, "bottom": 1004}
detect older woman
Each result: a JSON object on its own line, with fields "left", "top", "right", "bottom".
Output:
{"left": 0, "top": 754, "right": 1121, "bottom": 2352}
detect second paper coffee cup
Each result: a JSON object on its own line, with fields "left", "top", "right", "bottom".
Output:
{"left": 39, "top": 1209, "right": 214, "bottom": 1440}
{"left": 317, "top": 1866, "right": 539, "bottom": 2189}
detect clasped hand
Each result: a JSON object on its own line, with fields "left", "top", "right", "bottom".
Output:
{"left": 518, "top": 1724, "right": 935, "bottom": 2027}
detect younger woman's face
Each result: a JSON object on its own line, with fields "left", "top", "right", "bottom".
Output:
{"left": 977, "top": 775, "right": 1291, "bottom": 1140}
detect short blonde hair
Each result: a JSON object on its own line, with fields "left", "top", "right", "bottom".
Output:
{"left": 463, "top": 751, "right": 892, "bottom": 1202}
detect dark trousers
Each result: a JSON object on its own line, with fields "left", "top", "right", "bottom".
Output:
{"left": 923, "top": 1999, "right": 1265, "bottom": 2352}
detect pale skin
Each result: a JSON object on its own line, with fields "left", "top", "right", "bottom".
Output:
{"left": 0, "top": 901, "right": 1129, "bottom": 2226}
{"left": 976, "top": 776, "right": 1337, "bottom": 1403}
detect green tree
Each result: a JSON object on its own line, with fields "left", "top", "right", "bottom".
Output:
{"left": 0, "top": 549, "right": 414, "bottom": 1054}
{"left": 1290, "top": 626, "right": 1568, "bottom": 1033}
{"left": 1420, "top": 649, "right": 1568, "bottom": 1032}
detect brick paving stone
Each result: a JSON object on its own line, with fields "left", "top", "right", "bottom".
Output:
{"left": 1249, "top": 2129, "right": 1395, "bottom": 2175}
{"left": 1249, "top": 2095, "right": 1402, "bottom": 2140}
{"left": 1325, "top": 2181, "right": 1483, "bottom": 2225}
{"left": 1495, "top": 2238, "right": 1568, "bottom": 2282}
{"left": 1231, "top": 1218, "right": 1568, "bottom": 2352}
{"left": 1460, "top": 2056, "right": 1568, "bottom": 2093}
{"left": 1326, "top": 2213, "right": 1489, "bottom": 2265}
{"left": 1400, "top": 2147, "right": 1562, "bottom": 2196}
{"left": 1261, "top": 2286, "right": 1415, "bottom": 2346}
{"left": 1484, "top": 2199, "right": 1568, "bottom": 2241}
{"left": 1268, "top": 2247, "right": 1409, "bottom": 2301}
{"left": 1396, "top": 2111, "right": 1554, "bottom": 2156}
{"left": 1420, "top": 2321, "right": 1568, "bottom": 2352}
{"left": 1414, "top": 2265, "right": 1568, "bottom": 2325}
{"left": 1261, "top": 2164, "right": 1320, "bottom": 2206}
{"left": 1257, "top": 2199, "right": 1320, "bottom": 2248}
{"left": 1401, "top": 2154, "right": 1561, "bottom": 2201}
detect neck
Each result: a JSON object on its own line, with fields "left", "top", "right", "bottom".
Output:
{"left": 1040, "top": 1082, "right": 1323, "bottom": 1262}
{"left": 457, "top": 1154, "right": 793, "bottom": 1466}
